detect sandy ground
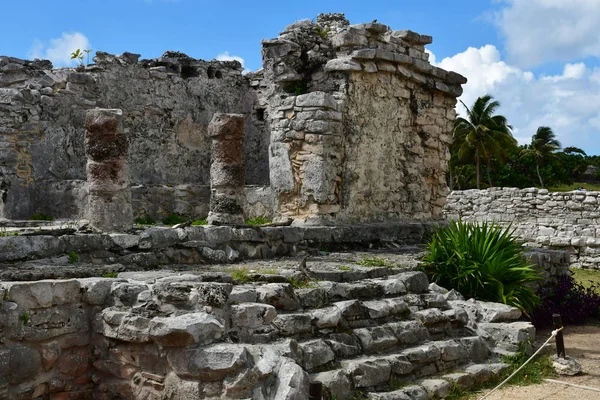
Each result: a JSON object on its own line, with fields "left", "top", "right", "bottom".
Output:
{"left": 475, "top": 324, "right": 600, "bottom": 400}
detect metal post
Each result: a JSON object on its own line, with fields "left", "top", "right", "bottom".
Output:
{"left": 553, "top": 313, "right": 565, "bottom": 358}
{"left": 308, "top": 381, "right": 322, "bottom": 400}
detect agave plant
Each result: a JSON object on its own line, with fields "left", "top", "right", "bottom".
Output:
{"left": 422, "top": 220, "right": 540, "bottom": 314}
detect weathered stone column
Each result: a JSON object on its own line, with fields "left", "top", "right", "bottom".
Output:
{"left": 85, "top": 108, "right": 133, "bottom": 232}
{"left": 207, "top": 113, "right": 245, "bottom": 225}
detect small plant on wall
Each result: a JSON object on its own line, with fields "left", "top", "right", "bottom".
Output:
{"left": 70, "top": 49, "right": 84, "bottom": 66}
{"left": 70, "top": 48, "right": 93, "bottom": 67}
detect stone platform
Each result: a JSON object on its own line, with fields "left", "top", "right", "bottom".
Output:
{"left": 0, "top": 221, "right": 434, "bottom": 281}
{"left": 0, "top": 221, "right": 568, "bottom": 398}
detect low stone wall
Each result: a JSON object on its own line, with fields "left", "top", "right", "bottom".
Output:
{"left": 525, "top": 249, "right": 570, "bottom": 289}
{"left": 0, "top": 221, "right": 571, "bottom": 287}
{"left": 133, "top": 184, "right": 274, "bottom": 221}
{"left": 444, "top": 187, "right": 600, "bottom": 268}
{"left": 0, "top": 223, "right": 434, "bottom": 281}
{"left": 17, "top": 182, "right": 273, "bottom": 221}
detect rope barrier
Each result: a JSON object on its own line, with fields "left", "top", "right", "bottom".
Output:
{"left": 478, "top": 327, "right": 563, "bottom": 400}
{"left": 543, "top": 379, "right": 600, "bottom": 393}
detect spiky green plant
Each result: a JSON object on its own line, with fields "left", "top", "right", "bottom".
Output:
{"left": 422, "top": 221, "right": 540, "bottom": 314}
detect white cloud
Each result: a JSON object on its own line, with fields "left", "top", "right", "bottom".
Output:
{"left": 496, "top": 0, "right": 600, "bottom": 67}
{"left": 215, "top": 51, "right": 250, "bottom": 74}
{"left": 28, "top": 32, "right": 91, "bottom": 67}
{"left": 432, "top": 45, "right": 600, "bottom": 153}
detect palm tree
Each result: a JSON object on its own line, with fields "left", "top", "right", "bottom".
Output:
{"left": 453, "top": 95, "right": 516, "bottom": 189}
{"left": 521, "top": 126, "right": 562, "bottom": 188}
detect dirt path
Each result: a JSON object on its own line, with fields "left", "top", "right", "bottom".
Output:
{"left": 475, "top": 325, "right": 600, "bottom": 399}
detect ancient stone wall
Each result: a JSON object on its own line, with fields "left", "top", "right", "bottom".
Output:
{"left": 0, "top": 52, "right": 268, "bottom": 220}
{"left": 1, "top": 13, "right": 466, "bottom": 226}
{"left": 444, "top": 187, "right": 600, "bottom": 268}
{"left": 262, "top": 14, "right": 465, "bottom": 224}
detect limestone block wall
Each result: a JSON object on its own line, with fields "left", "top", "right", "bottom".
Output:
{"left": 444, "top": 187, "right": 600, "bottom": 268}
{"left": 268, "top": 92, "right": 345, "bottom": 221}
{"left": 0, "top": 52, "right": 268, "bottom": 220}
{"left": 0, "top": 280, "right": 94, "bottom": 399}
{"left": 261, "top": 13, "right": 465, "bottom": 224}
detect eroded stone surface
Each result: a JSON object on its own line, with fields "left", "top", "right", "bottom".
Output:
{"left": 207, "top": 113, "right": 246, "bottom": 225}
{"left": 85, "top": 108, "right": 133, "bottom": 232}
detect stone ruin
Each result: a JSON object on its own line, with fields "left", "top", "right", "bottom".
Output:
{"left": 0, "top": 13, "right": 556, "bottom": 400}
{"left": 0, "top": 13, "right": 464, "bottom": 226}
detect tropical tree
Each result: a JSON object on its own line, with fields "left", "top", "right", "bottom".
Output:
{"left": 561, "top": 147, "right": 588, "bottom": 181}
{"left": 453, "top": 95, "right": 516, "bottom": 189}
{"left": 521, "top": 126, "right": 562, "bottom": 188}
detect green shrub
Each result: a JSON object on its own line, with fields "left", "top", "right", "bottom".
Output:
{"left": 19, "top": 311, "right": 30, "bottom": 324}
{"left": 102, "top": 271, "right": 119, "bottom": 278}
{"left": 231, "top": 267, "right": 252, "bottom": 284}
{"left": 500, "top": 342, "right": 555, "bottom": 385}
{"left": 422, "top": 221, "right": 540, "bottom": 314}
{"left": 245, "top": 216, "right": 271, "bottom": 226}
{"left": 356, "top": 256, "right": 392, "bottom": 267}
{"left": 68, "top": 252, "right": 79, "bottom": 264}
{"left": 29, "top": 213, "right": 53, "bottom": 221}
{"left": 192, "top": 219, "right": 208, "bottom": 226}
{"left": 162, "top": 213, "right": 188, "bottom": 226}
{"left": 288, "top": 276, "right": 315, "bottom": 289}
{"left": 135, "top": 216, "right": 156, "bottom": 225}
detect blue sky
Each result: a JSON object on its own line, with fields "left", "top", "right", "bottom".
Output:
{"left": 3, "top": 0, "right": 600, "bottom": 154}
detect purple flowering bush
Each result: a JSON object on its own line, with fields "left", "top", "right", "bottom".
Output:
{"left": 531, "top": 273, "right": 600, "bottom": 328}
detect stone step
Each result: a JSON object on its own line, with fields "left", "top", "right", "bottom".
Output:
{"left": 0, "top": 223, "right": 432, "bottom": 271}
{"left": 229, "top": 291, "right": 468, "bottom": 345}
{"left": 312, "top": 360, "right": 510, "bottom": 400}
{"left": 229, "top": 270, "right": 434, "bottom": 311}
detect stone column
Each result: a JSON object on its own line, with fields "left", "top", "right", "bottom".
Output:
{"left": 85, "top": 108, "right": 133, "bottom": 232}
{"left": 207, "top": 113, "right": 245, "bottom": 225}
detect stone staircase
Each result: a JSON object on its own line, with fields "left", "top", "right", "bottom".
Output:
{"left": 95, "top": 255, "right": 533, "bottom": 399}
{"left": 1, "top": 252, "right": 534, "bottom": 399}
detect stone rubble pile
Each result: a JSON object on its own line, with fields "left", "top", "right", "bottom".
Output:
{"left": 0, "top": 259, "right": 534, "bottom": 399}
{"left": 444, "top": 187, "right": 600, "bottom": 269}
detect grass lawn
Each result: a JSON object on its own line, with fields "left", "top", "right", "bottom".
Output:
{"left": 572, "top": 267, "right": 600, "bottom": 291}
{"left": 549, "top": 182, "right": 600, "bottom": 192}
